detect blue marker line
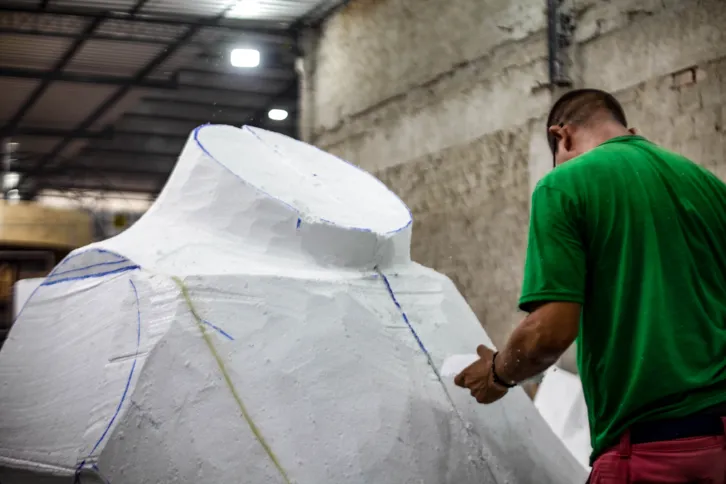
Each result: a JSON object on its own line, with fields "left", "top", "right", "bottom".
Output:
{"left": 75, "top": 279, "right": 142, "bottom": 482}
{"left": 376, "top": 270, "right": 429, "bottom": 355}
{"left": 63, "top": 248, "right": 126, "bottom": 264}
{"left": 50, "top": 259, "right": 129, "bottom": 277}
{"left": 203, "top": 319, "right": 234, "bottom": 341}
{"left": 375, "top": 268, "right": 474, "bottom": 430}
{"left": 42, "top": 266, "right": 139, "bottom": 286}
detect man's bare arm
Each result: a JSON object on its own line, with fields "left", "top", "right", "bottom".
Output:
{"left": 493, "top": 302, "right": 581, "bottom": 385}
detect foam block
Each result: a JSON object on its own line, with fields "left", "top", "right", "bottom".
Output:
{"left": 0, "top": 125, "right": 587, "bottom": 484}
{"left": 12, "top": 277, "right": 44, "bottom": 319}
{"left": 534, "top": 367, "right": 592, "bottom": 470}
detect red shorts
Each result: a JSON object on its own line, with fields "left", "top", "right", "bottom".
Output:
{"left": 589, "top": 417, "right": 726, "bottom": 483}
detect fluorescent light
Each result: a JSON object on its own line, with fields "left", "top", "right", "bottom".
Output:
{"left": 230, "top": 48, "right": 260, "bottom": 68}
{"left": 268, "top": 109, "right": 288, "bottom": 121}
{"left": 2, "top": 172, "right": 19, "bottom": 191}
{"left": 227, "top": 0, "right": 260, "bottom": 18}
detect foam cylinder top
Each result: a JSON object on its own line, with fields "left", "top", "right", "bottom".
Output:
{"left": 197, "top": 126, "right": 409, "bottom": 234}
{"left": 107, "top": 125, "right": 413, "bottom": 274}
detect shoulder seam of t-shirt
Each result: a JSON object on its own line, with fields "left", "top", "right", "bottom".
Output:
{"left": 518, "top": 291, "right": 584, "bottom": 308}
{"left": 534, "top": 181, "right": 577, "bottom": 201}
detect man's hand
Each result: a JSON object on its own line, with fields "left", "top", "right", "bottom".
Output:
{"left": 453, "top": 345, "right": 509, "bottom": 404}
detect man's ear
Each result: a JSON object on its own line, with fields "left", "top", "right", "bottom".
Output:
{"left": 628, "top": 127, "right": 638, "bottom": 135}
{"left": 548, "top": 124, "right": 563, "bottom": 140}
{"left": 549, "top": 124, "right": 574, "bottom": 154}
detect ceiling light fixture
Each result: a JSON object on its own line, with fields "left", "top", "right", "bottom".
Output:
{"left": 227, "top": 0, "right": 260, "bottom": 18}
{"left": 230, "top": 48, "right": 260, "bottom": 68}
{"left": 268, "top": 109, "right": 288, "bottom": 121}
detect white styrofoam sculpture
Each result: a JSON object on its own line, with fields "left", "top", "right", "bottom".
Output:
{"left": 535, "top": 367, "right": 592, "bottom": 470}
{"left": 0, "top": 125, "right": 586, "bottom": 484}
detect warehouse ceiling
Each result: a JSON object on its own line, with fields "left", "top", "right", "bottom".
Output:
{"left": 0, "top": 0, "right": 342, "bottom": 199}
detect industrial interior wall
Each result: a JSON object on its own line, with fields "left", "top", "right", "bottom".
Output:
{"left": 302, "top": 0, "right": 726, "bottom": 348}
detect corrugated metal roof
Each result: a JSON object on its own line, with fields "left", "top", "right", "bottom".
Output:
{"left": 57, "top": 139, "right": 96, "bottom": 163}
{"left": 0, "top": 78, "right": 40, "bottom": 120}
{"left": 64, "top": 39, "right": 166, "bottom": 77}
{"left": 10, "top": 137, "right": 89, "bottom": 168}
{"left": 90, "top": 90, "right": 147, "bottom": 128}
{"left": 23, "top": 82, "right": 118, "bottom": 126}
{"left": 141, "top": 0, "right": 325, "bottom": 22}
{"left": 151, "top": 43, "right": 204, "bottom": 79}
{"left": 50, "top": 0, "right": 142, "bottom": 11}
{"left": 95, "top": 18, "right": 188, "bottom": 43}
{"left": 223, "top": 0, "right": 323, "bottom": 21}
{"left": 0, "top": 0, "right": 50, "bottom": 7}
{"left": 0, "top": 34, "right": 73, "bottom": 69}
{"left": 12, "top": 136, "right": 68, "bottom": 156}
{"left": 0, "top": 0, "right": 342, "bottom": 195}
{"left": 141, "top": 0, "right": 231, "bottom": 18}
{"left": 0, "top": 11, "right": 87, "bottom": 36}
{"left": 5, "top": 0, "right": 328, "bottom": 23}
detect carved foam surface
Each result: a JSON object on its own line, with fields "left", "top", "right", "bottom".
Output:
{"left": 0, "top": 125, "right": 586, "bottom": 484}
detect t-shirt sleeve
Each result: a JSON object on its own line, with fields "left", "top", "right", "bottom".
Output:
{"left": 519, "top": 184, "right": 586, "bottom": 312}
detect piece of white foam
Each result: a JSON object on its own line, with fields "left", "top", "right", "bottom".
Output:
{"left": 441, "top": 354, "right": 479, "bottom": 377}
{"left": 12, "top": 277, "right": 44, "bottom": 319}
{"left": 534, "top": 367, "right": 592, "bottom": 470}
{"left": 0, "top": 125, "right": 587, "bottom": 484}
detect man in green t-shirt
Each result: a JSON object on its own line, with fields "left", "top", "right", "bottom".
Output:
{"left": 455, "top": 89, "right": 726, "bottom": 482}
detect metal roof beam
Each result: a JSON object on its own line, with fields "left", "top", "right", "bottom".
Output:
{"left": 179, "top": 66, "right": 295, "bottom": 82}
{"left": 0, "top": 67, "right": 178, "bottom": 88}
{"left": 0, "top": 27, "right": 223, "bottom": 47}
{"left": 143, "top": 89, "right": 296, "bottom": 112}
{"left": 0, "top": 126, "right": 113, "bottom": 139}
{"left": 35, "top": 178, "right": 164, "bottom": 194}
{"left": 17, "top": 164, "right": 170, "bottom": 178}
{"left": 128, "top": 0, "right": 151, "bottom": 16}
{"left": 175, "top": 70, "right": 289, "bottom": 94}
{"left": 113, "top": 129, "right": 188, "bottom": 139}
{"left": 120, "top": 112, "right": 240, "bottom": 126}
{"left": 89, "top": 133, "right": 187, "bottom": 155}
{"left": 82, "top": 146, "right": 179, "bottom": 158}
{"left": 119, "top": 111, "right": 295, "bottom": 132}
{"left": 0, "top": 5, "right": 295, "bottom": 39}
{"left": 39, "top": 184, "right": 162, "bottom": 194}
{"left": 115, "top": 114, "right": 204, "bottom": 136}
{"left": 127, "top": 101, "right": 255, "bottom": 126}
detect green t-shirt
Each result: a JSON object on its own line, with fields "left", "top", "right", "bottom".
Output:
{"left": 520, "top": 135, "right": 726, "bottom": 463}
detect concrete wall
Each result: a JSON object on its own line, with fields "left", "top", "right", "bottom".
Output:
{"left": 301, "top": 0, "right": 726, "bottom": 352}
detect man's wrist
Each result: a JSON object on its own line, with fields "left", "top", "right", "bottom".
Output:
{"left": 491, "top": 352, "right": 517, "bottom": 388}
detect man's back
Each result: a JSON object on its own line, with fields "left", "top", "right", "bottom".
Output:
{"left": 541, "top": 135, "right": 726, "bottom": 461}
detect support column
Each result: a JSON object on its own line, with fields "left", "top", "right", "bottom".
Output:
{"left": 296, "top": 27, "right": 320, "bottom": 144}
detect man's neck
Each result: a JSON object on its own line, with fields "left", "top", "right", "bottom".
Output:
{"left": 582, "top": 123, "right": 632, "bottom": 152}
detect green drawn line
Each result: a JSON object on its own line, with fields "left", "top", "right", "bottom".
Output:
{"left": 172, "top": 276, "right": 292, "bottom": 484}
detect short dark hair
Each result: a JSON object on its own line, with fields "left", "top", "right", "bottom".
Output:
{"left": 546, "top": 89, "right": 627, "bottom": 156}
